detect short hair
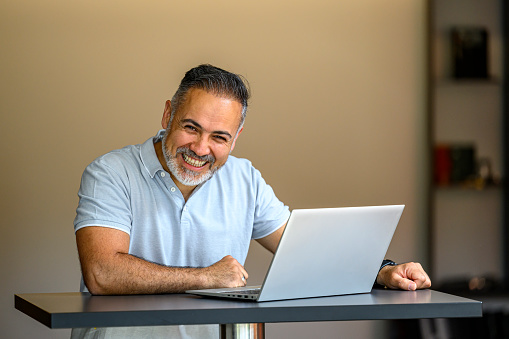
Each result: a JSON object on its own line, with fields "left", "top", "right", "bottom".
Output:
{"left": 170, "top": 64, "right": 250, "bottom": 130}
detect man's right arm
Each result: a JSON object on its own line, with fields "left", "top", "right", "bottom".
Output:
{"left": 76, "top": 226, "right": 248, "bottom": 295}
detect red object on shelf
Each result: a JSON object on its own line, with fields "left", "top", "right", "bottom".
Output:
{"left": 434, "top": 145, "right": 452, "bottom": 186}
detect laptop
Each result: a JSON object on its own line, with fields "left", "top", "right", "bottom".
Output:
{"left": 186, "top": 205, "right": 404, "bottom": 302}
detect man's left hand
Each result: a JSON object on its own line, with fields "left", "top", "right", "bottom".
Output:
{"left": 376, "top": 262, "right": 431, "bottom": 291}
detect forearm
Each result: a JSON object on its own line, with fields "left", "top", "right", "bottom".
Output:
{"left": 83, "top": 252, "right": 208, "bottom": 295}
{"left": 76, "top": 227, "right": 247, "bottom": 295}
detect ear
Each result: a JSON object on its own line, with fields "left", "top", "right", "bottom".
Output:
{"left": 230, "top": 126, "right": 243, "bottom": 153}
{"left": 161, "top": 100, "right": 172, "bottom": 129}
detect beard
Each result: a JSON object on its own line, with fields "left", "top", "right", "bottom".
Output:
{"left": 161, "top": 131, "right": 219, "bottom": 186}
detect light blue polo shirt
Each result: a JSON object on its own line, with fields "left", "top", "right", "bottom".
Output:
{"left": 72, "top": 131, "right": 290, "bottom": 338}
{"left": 74, "top": 129, "right": 290, "bottom": 271}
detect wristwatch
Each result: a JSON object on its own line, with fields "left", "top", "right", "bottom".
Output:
{"left": 379, "top": 259, "right": 397, "bottom": 272}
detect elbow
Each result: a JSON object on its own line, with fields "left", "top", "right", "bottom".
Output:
{"left": 84, "top": 279, "right": 106, "bottom": 296}
{"left": 82, "top": 266, "right": 115, "bottom": 295}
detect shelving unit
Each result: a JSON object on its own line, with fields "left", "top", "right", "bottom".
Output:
{"left": 428, "top": 0, "right": 505, "bottom": 286}
{"left": 504, "top": 1, "right": 509, "bottom": 291}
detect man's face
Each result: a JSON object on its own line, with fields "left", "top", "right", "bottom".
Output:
{"left": 161, "top": 88, "right": 243, "bottom": 187}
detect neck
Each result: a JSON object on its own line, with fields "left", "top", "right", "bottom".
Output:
{"left": 173, "top": 180, "right": 196, "bottom": 202}
{"left": 154, "top": 140, "right": 197, "bottom": 201}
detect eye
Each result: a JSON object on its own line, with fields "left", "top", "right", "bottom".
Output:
{"left": 213, "top": 135, "right": 228, "bottom": 143}
{"left": 184, "top": 125, "right": 198, "bottom": 132}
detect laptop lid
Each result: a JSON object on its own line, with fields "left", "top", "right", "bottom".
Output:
{"left": 257, "top": 205, "right": 404, "bottom": 301}
{"left": 187, "top": 205, "right": 404, "bottom": 302}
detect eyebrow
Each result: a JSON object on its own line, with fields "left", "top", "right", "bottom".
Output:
{"left": 181, "top": 119, "right": 233, "bottom": 139}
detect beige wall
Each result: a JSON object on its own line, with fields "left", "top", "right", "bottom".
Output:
{"left": 1, "top": 1, "right": 427, "bottom": 338}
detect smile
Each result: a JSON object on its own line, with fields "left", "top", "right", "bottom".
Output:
{"left": 182, "top": 154, "right": 208, "bottom": 168}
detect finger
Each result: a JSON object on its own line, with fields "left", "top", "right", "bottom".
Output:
{"left": 237, "top": 267, "right": 248, "bottom": 286}
{"left": 210, "top": 256, "right": 247, "bottom": 288}
{"left": 404, "top": 263, "right": 431, "bottom": 289}
{"left": 405, "top": 280, "right": 418, "bottom": 291}
{"left": 229, "top": 258, "right": 248, "bottom": 286}
{"left": 382, "top": 265, "right": 416, "bottom": 290}
{"left": 411, "top": 271, "right": 431, "bottom": 289}
{"left": 415, "top": 272, "right": 432, "bottom": 289}
{"left": 241, "top": 266, "right": 249, "bottom": 281}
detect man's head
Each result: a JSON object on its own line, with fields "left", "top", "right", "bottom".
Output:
{"left": 169, "top": 64, "right": 250, "bottom": 133}
{"left": 160, "top": 64, "right": 250, "bottom": 188}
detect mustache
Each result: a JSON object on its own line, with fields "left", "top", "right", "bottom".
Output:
{"left": 176, "top": 147, "right": 216, "bottom": 165}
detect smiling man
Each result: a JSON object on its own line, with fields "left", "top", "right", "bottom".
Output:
{"left": 72, "top": 64, "right": 431, "bottom": 339}
{"left": 158, "top": 87, "right": 244, "bottom": 199}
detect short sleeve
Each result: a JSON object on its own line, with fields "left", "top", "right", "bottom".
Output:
{"left": 74, "top": 154, "right": 133, "bottom": 234}
{"left": 251, "top": 167, "right": 290, "bottom": 239}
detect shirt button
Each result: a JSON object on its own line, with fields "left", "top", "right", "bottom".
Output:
{"left": 160, "top": 172, "right": 166, "bottom": 177}
{"left": 184, "top": 206, "right": 188, "bottom": 211}
{"left": 170, "top": 187, "right": 176, "bottom": 192}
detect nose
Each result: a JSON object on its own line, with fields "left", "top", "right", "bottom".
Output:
{"left": 190, "top": 135, "right": 211, "bottom": 157}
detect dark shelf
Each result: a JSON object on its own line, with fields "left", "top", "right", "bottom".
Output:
{"left": 434, "top": 77, "right": 501, "bottom": 86}
{"left": 434, "top": 183, "right": 503, "bottom": 191}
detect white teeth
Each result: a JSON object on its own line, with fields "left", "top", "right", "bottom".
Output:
{"left": 182, "top": 154, "right": 207, "bottom": 167}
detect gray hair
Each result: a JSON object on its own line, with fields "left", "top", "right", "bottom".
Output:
{"left": 169, "top": 64, "right": 250, "bottom": 131}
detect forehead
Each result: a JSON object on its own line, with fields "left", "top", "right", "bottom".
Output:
{"left": 173, "top": 88, "right": 242, "bottom": 133}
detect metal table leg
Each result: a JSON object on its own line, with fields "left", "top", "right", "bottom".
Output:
{"left": 220, "top": 323, "right": 265, "bottom": 339}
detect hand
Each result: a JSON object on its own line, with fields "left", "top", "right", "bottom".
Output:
{"left": 376, "top": 262, "right": 431, "bottom": 291}
{"left": 202, "top": 255, "right": 249, "bottom": 289}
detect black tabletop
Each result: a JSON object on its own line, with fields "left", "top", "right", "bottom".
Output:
{"left": 15, "top": 289, "right": 482, "bottom": 329}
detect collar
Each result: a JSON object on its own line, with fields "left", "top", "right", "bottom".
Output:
{"left": 140, "top": 130, "right": 165, "bottom": 178}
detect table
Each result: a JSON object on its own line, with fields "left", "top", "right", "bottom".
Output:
{"left": 15, "top": 289, "right": 482, "bottom": 338}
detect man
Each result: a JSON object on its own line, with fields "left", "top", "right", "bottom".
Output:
{"left": 72, "top": 64, "right": 431, "bottom": 338}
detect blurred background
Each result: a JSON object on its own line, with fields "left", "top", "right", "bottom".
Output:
{"left": 1, "top": 0, "right": 505, "bottom": 338}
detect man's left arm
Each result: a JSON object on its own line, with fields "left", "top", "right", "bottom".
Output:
{"left": 256, "top": 224, "right": 432, "bottom": 291}
{"left": 255, "top": 223, "right": 286, "bottom": 253}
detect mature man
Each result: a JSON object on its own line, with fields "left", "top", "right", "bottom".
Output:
{"left": 72, "top": 64, "right": 431, "bottom": 338}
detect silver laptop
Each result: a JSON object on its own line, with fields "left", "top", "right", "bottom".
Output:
{"left": 186, "top": 205, "right": 404, "bottom": 302}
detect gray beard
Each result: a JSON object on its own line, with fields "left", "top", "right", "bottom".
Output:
{"left": 161, "top": 131, "right": 219, "bottom": 187}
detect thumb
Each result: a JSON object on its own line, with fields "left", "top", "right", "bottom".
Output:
{"left": 406, "top": 280, "right": 417, "bottom": 291}
{"left": 392, "top": 274, "right": 417, "bottom": 291}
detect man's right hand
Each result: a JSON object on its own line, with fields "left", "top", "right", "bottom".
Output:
{"left": 202, "top": 255, "right": 249, "bottom": 288}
